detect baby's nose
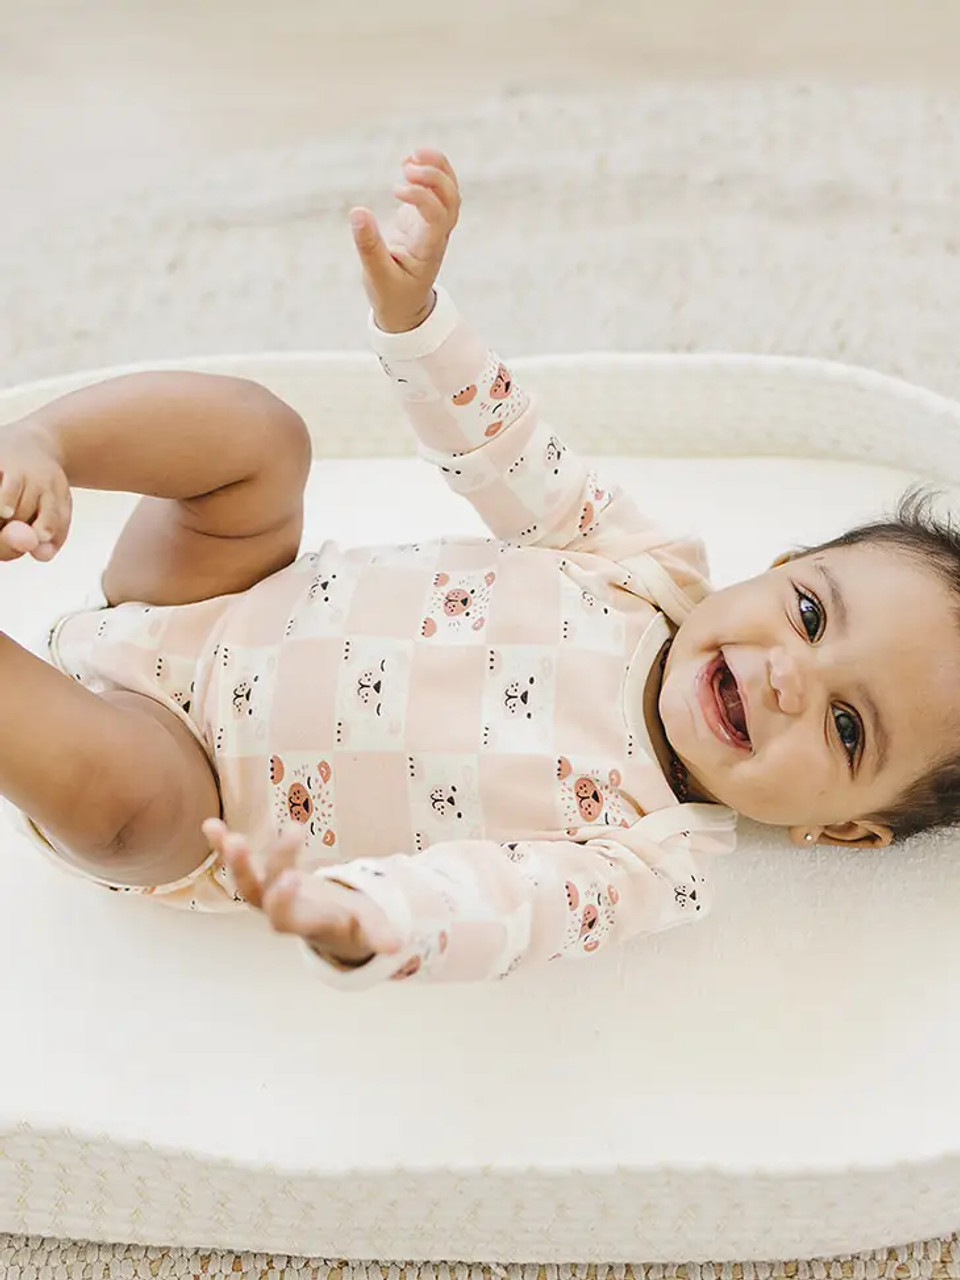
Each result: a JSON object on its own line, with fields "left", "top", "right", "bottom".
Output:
{"left": 769, "top": 646, "right": 806, "bottom": 715}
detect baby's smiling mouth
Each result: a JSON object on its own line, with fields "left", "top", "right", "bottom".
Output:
{"left": 698, "top": 652, "right": 752, "bottom": 749}
{"left": 715, "top": 657, "right": 750, "bottom": 743}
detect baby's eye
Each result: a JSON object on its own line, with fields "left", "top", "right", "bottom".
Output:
{"left": 796, "top": 588, "right": 824, "bottom": 642}
{"left": 833, "top": 706, "right": 862, "bottom": 764}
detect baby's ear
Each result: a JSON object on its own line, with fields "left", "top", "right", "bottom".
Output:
{"left": 789, "top": 821, "right": 894, "bottom": 849}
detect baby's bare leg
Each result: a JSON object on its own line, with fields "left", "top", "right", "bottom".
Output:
{"left": 0, "top": 373, "right": 311, "bottom": 881}
{"left": 1, "top": 630, "right": 218, "bottom": 884}
{"left": 19, "top": 371, "right": 312, "bottom": 608}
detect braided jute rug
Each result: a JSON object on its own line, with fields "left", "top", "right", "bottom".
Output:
{"left": 2, "top": 1240, "right": 959, "bottom": 1279}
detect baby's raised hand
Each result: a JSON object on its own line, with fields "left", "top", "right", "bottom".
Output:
{"left": 202, "top": 818, "right": 401, "bottom": 968}
{"left": 350, "top": 148, "right": 461, "bottom": 334}
{"left": 0, "top": 419, "right": 72, "bottom": 562}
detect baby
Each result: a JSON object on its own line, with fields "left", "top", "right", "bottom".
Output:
{"left": 2, "top": 150, "right": 959, "bottom": 987}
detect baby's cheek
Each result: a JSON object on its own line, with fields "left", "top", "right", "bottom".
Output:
{"left": 723, "top": 737, "right": 829, "bottom": 826}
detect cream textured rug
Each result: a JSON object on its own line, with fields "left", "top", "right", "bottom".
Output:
{"left": 2, "top": 1240, "right": 960, "bottom": 1279}
{"left": 3, "top": 82, "right": 960, "bottom": 1274}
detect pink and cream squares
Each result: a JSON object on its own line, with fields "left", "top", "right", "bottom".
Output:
{"left": 254, "top": 630, "right": 414, "bottom": 759}
{"left": 341, "top": 562, "right": 430, "bottom": 638}
{"left": 223, "top": 752, "right": 412, "bottom": 864}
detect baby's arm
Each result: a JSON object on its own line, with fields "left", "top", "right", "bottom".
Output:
{"left": 371, "top": 295, "right": 635, "bottom": 555}
{"left": 2, "top": 371, "right": 311, "bottom": 605}
{"left": 209, "top": 817, "right": 716, "bottom": 987}
{"left": 354, "top": 154, "right": 708, "bottom": 601}
{"left": 309, "top": 835, "right": 709, "bottom": 986}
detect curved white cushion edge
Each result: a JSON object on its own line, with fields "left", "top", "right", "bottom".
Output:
{"left": 4, "top": 349, "right": 960, "bottom": 477}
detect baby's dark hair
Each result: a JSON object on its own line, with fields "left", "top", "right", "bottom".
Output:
{"left": 802, "top": 487, "right": 960, "bottom": 839}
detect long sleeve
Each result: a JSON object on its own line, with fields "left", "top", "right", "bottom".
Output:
{"left": 371, "top": 288, "right": 711, "bottom": 619}
{"left": 301, "top": 821, "right": 722, "bottom": 989}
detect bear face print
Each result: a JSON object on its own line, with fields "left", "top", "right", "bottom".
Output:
{"left": 577, "top": 474, "right": 614, "bottom": 539}
{"left": 153, "top": 654, "right": 198, "bottom": 719}
{"left": 430, "top": 784, "right": 464, "bottom": 818}
{"left": 421, "top": 570, "right": 496, "bottom": 642}
{"left": 556, "top": 757, "right": 633, "bottom": 832}
{"left": 544, "top": 434, "right": 567, "bottom": 475}
{"left": 335, "top": 638, "right": 412, "bottom": 749}
{"left": 557, "top": 572, "right": 626, "bottom": 653}
{"left": 268, "top": 753, "right": 337, "bottom": 851}
{"left": 673, "top": 872, "right": 706, "bottom": 914}
{"left": 407, "top": 754, "right": 483, "bottom": 850}
{"left": 438, "top": 451, "right": 498, "bottom": 497}
{"left": 562, "top": 878, "right": 619, "bottom": 955}
{"left": 448, "top": 351, "right": 525, "bottom": 444}
{"left": 378, "top": 356, "right": 437, "bottom": 404}
{"left": 356, "top": 662, "right": 384, "bottom": 710}
{"left": 284, "top": 555, "right": 362, "bottom": 640}
{"left": 308, "top": 575, "right": 336, "bottom": 605}
{"left": 232, "top": 676, "right": 259, "bottom": 717}
{"left": 488, "top": 364, "right": 512, "bottom": 401}
{"left": 481, "top": 646, "right": 556, "bottom": 752}
{"left": 213, "top": 646, "right": 277, "bottom": 755}
{"left": 172, "top": 683, "right": 196, "bottom": 717}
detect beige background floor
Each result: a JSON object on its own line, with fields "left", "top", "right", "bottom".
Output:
{"left": 4, "top": 0, "right": 960, "bottom": 396}
{"left": 3, "top": 0, "right": 960, "bottom": 231}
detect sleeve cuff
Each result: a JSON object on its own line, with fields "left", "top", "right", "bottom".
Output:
{"left": 299, "top": 938, "right": 413, "bottom": 990}
{"left": 297, "top": 862, "right": 419, "bottom": 991}
{"left": 367, "top": 286, "right": 460, "bottom": 361}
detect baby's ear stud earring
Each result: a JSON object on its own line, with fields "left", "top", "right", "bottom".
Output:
{"left": 804, "top": 832, "right": 814, "bottom": 842}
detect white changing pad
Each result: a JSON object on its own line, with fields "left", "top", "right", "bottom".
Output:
{"left": 2, "top": 351, "right": 960, "bottom": 1263}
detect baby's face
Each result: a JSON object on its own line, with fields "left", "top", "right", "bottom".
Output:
{"left": 660, "top": 543, "right": 960, "bottom": 835}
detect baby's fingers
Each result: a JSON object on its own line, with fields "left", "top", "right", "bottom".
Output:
{"left": 202, "top": 818, "right": 264, "bottom": 908}
{"left": 225, "top": 839, "right": 265, "bottom": 908}
{"left": 30, "top": 486, "right": 72, "bottom": 561}
{"left": 408, "top": 148, "right": 457, "bottom": 183}
{"left": 350, "top": 206, "right": 398, "bottom": 281}
{"left": 393, "top": 181, "right": 448, "bottom": 229}
{"left": 0, "top": 520, "right": 38, "bottom": 559}
{"left": 263, "top": 823, "right": 306, "bottom": 887}
{"left": 402, "top": 161, "right": 460, "bottom": 223}
{"left": 0, "top": 471, "right": 25, "bottom": 523}
{"left": 261, "top": 871, "right": 347, "bottom": 941}
{"left": 264, "top": 875, "right": 402, "bottom": 960}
